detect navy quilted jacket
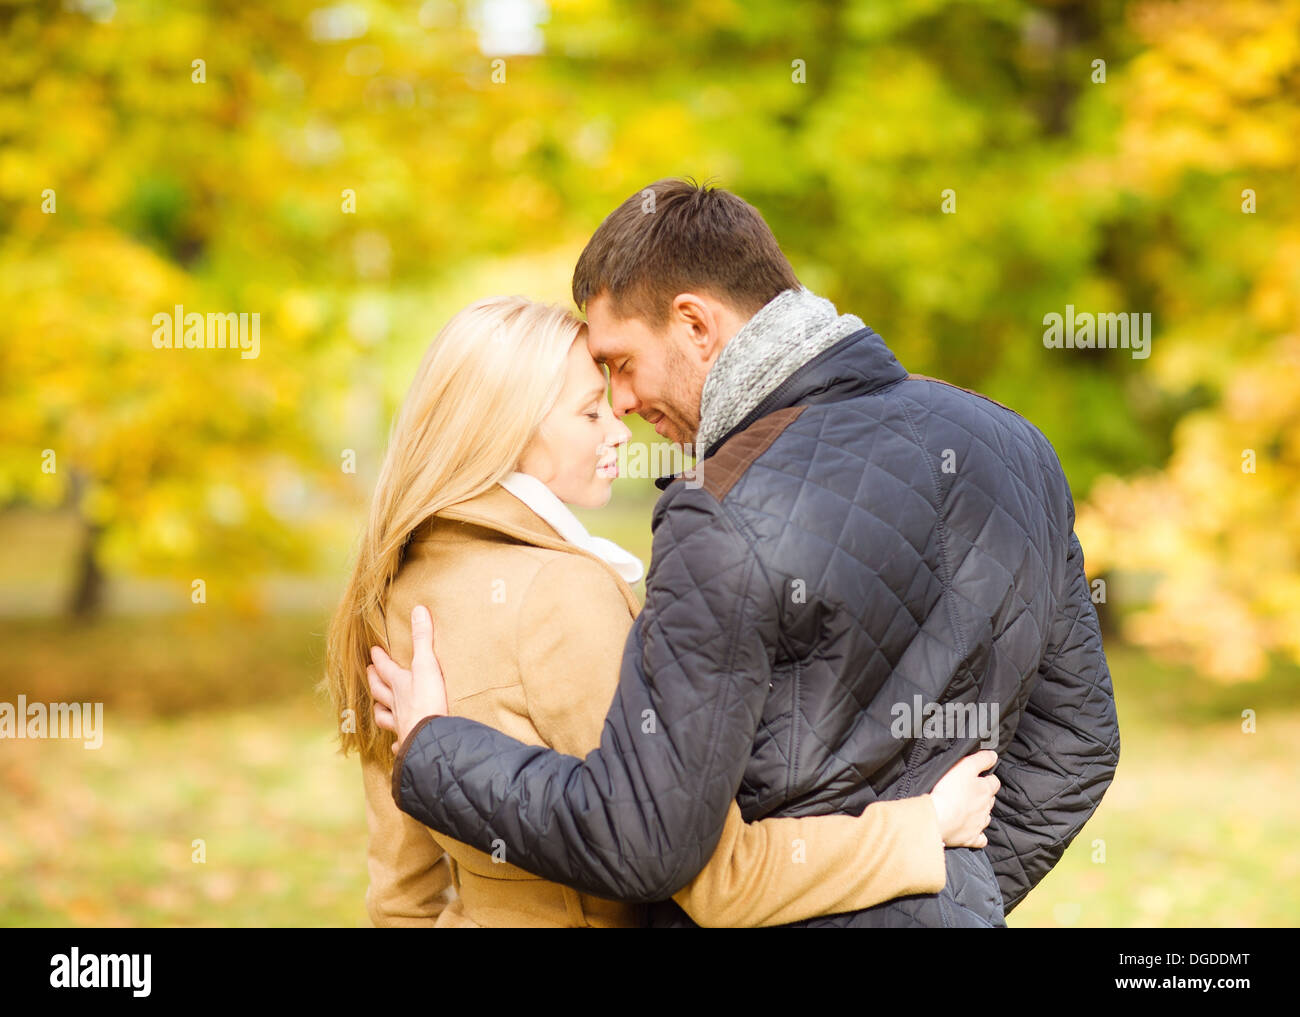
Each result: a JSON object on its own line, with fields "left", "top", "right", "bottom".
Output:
{"left": 393, "top": 325, "right": 1121, "bottom": 927}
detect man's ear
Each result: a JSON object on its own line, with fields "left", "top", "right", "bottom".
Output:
{"left": 670, "top": 293, "right": 723, "bottom": 359}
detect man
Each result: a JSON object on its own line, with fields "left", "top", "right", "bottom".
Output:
{"left": 369, "top": 178, "right": 1120, "bottom": 927}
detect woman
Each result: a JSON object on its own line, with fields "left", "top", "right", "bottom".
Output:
{"left": 325, "top": 295, "right": 999, "bottom": 928}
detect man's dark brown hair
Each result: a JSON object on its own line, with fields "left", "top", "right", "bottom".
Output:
{"left": 571, "top": 177, "right": 801, "bottom": 329}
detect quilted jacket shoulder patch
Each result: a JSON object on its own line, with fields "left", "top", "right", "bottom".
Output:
{"left": 691, "top": 405, "right": 808, "bottom": 502}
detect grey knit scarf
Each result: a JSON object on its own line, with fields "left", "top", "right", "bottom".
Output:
{"left": 694, "top": 287, "right": 866, "bottom": 457}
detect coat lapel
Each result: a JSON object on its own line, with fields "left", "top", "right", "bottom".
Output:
{"left": 434, "top": 485, "right": 642, "bottom": 617}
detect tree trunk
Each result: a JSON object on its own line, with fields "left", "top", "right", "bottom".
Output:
{"left": 65, "top": 471, "right": 105, "bottom": 618}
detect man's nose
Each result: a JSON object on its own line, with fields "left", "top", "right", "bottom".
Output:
{"left": 610, "top": 376, "right": 637, "bottom": 419}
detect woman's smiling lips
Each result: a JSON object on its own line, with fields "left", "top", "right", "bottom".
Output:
{"left": 597, "top": 458, "right": 619, "bottom": 479}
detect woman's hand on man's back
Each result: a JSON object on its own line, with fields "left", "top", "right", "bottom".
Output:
{"left": 929, "top": 750, "right": 1000, "bottom": 848}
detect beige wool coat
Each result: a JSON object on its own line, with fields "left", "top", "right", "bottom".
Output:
{"left": 363, "top": 482, "right": 947, "bottom": 928}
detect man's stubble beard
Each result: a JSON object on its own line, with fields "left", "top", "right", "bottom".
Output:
{"left": 660, "top": 339, "right": 706, "bottom": 451}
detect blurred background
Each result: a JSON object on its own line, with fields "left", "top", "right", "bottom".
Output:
{"left": 1, "top": 0, "right": 1297, "bottom": 926}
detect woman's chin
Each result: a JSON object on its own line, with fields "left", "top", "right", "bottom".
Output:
{"left": 584, "top": 482, "right": 614, "bottom": 509}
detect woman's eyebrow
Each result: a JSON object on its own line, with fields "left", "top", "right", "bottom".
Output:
{"left": 580, "top": 384, "right": 606, "bottom": 404}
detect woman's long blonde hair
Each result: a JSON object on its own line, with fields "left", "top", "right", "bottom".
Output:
{"left": 324, "top": 295, "right": 585, "bottom": 763}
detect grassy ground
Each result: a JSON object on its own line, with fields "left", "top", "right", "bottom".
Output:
{"left": 1008, "top": 648, "right": 1300, "bottom": 927}
{"left": 0, "top": 692, "right": 367, "bottom": 926}
{"left": 1, "top": 607, "right": 1296, "bottom": 926}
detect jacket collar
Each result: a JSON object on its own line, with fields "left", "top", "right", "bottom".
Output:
{"left": 429, "top": 483, "right": 565, "bottom": 548}
{"left": 419, "top": 483, "right": 643, "bottom": 612}
{"left": 654, "top": 325, "right": 909, "bottom": 490}
{"left": 498, "top": 472, "right": 644, "bottom": 584}
{"left": 695, "top": 287, "right": 869, "bottom": 457}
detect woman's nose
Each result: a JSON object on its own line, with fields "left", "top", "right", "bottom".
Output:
{"left": 609, "top": 419, "right": 631, "bottom": 447}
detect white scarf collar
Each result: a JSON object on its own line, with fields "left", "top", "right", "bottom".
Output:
{"left": 497, "top": 471, "right": 645, "bottom": 585}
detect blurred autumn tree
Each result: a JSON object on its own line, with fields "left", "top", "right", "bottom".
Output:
{"left": 1076, "top": 0, "right": 1300, "bottom": 681}
{"left": 0, "top": 0, "right": 597, "bottom": 613}
{"left": 0, "top": 0, "right": 1295, "bottom": 683}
